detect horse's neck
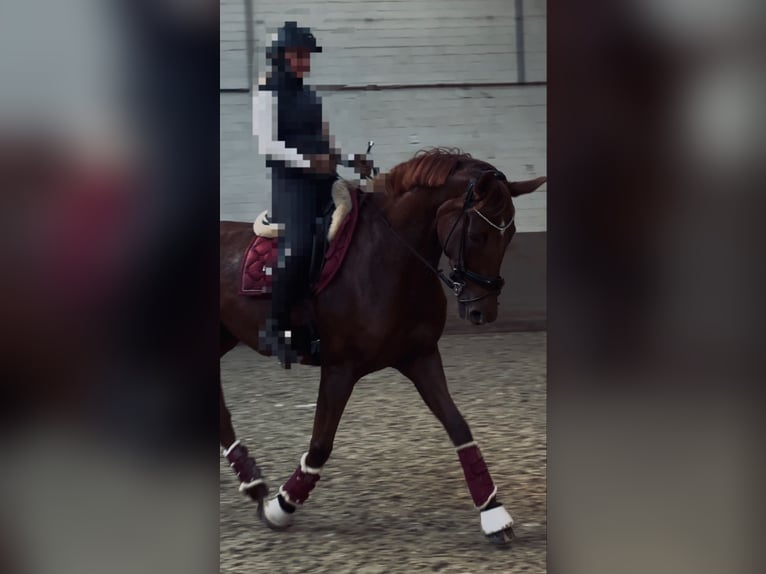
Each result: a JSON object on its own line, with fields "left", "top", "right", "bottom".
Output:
{"left": 339, "top": 197, "right": 436, "bottom": 307}
{"left": 375, "top": 191, "right": 441, "bottom": 264}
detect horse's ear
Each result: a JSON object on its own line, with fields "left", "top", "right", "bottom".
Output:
{"left": 508, "top": 176, "right": 546, "bottom": 197}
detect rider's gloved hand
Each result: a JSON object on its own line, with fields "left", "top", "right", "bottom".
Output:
{"left": 307, "top": 154, "right": 337, "bottom": 175}
{"left": 352, "top": 154, "right": 374, "bottom": 178}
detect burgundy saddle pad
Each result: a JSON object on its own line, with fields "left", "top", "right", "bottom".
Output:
{"left": 240, "top": 188, "right": 361, "bottom": 297}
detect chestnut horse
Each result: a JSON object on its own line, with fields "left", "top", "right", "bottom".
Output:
{"left": 220, "top": 149, "right": 545, "bottom": 544}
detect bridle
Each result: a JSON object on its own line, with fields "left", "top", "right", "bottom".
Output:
{"left": 439, "top": 169, "right": 509, "bottom": 302}
{"left": 379, "top": 168, "right": 510, "bottom": 304}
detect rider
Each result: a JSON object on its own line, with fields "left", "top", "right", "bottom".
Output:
{"left": 253, "top": 21, "right": 371, "bottom": 366}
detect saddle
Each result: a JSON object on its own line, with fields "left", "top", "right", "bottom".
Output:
{"left": 239, "top": 178, "right": 367, "bottom": 365}
{"left": 239, "top": 178, "right": 363, "bottom": 298}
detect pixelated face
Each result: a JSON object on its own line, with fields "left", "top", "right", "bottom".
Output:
{"left": 284, "top": 48, "right": 312, "bottom": 78}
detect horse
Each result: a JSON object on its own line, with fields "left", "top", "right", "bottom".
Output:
{"left": 219, "top": 148, "right": 545, "bottom": 544}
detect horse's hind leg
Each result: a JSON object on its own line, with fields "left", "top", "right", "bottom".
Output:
{"left": 220, "top": 325, "right": 268, "bottom": 503}
{"left": 261, "top": 364, "right": 357, "bottom": 529}
{"left": 397, "top": 348, "right": 514, "bottom": 545}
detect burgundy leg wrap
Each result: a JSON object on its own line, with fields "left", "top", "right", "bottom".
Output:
{"left": 225, "top": 443, "right": 263, "bottom": 485}
{"left": 282, "top": 465, "right": 321, "bottom": 505}
{"left": 457, "top": 444, "right": 497, "bottom": 509}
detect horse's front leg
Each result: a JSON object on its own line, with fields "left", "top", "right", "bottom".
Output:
{"left": 397, "top": 348, "right": 514, "bottom": 545}
{"left": 261, "top": 364, "right": 358, "bottom": 529}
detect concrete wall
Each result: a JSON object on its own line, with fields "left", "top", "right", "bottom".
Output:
{"left": 220, "top": 0, "right": 249, "bottom": 90}
{"left": 220, "top": 0, "right": 546, "bottom": 89}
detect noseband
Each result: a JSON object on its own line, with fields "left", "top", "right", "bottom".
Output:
{"left": 378, "top": 169, "right": 509, "bottom": 304}
{"left": 438, "top": 170, "right": 507, "bottom": 302}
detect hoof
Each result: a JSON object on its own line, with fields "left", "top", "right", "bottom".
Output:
{"left": 485, "top": 525, "right": 514, "bottom": 546}
{"left": 241, "top": 479, "right": 269, "bottom": 503}
{"left": 481, "top": 505, "right": 514, "bottom": 546}
{"left": 259, "top": 495, "right": 295, "bottom": 530}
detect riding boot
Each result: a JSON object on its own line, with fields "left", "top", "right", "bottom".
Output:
{"left": 277, "top": 338, "right": 298, "bottom": 370}
{"left": 258, "top": 318, "right": 298, "bottom": 369}
{"left": 267, "top": 172, "right": 330, "bottom": 367}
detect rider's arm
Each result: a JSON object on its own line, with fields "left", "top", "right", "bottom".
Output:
{"left": 252, "top": 88, "right": 312, "bottom": 169}
{"left": 321, "top": 121, "right": 355, "bottom": 167}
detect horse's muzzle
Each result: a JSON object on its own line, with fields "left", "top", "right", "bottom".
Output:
{"left": 460, "top": 298, "right": 499, "bottom": 325}
{"left": 468, "top": 309, "right": 486, "bottom": 325}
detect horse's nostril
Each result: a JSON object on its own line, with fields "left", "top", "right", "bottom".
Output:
{"left": 469, "top": 310, "right": 484, "bottom": 324}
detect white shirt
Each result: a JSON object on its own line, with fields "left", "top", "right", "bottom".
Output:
{"left": 252, "top": 88, "right": 312, "bottom": 169}
{"left": 252, "top": 84, "right": 354, "bottom": 169}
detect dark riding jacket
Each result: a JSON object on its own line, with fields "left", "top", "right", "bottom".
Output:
{"left": 254, "top": 69, "right": 334, "bottom": 182}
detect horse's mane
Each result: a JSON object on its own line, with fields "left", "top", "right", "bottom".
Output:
{"left": 382, "top": 148, "right": 512, "bottom": 220}
{"left": 385, "top": 148, "right": 494, "bottom": 197}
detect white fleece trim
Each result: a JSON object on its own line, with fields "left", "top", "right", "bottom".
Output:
{"left": 252, "top": 179, "right": 358, "bottom": 242}
{"left": 222, "top": 440, "right": 241, "bottom": 457}
{"left": 300, "top": 452, "right": 322, "bottom": 475}
{"left": 328, "top": 179, "right": 354, "bottom": 241}
{"left": 476, "top": 485, "right": 499, "bottom": 510}
{"left": 480, "top": 505, "right": 513, "bottom": 535}
{"left": 278, "top": 485, "right": 298, "bottom": 506}
{"left": 252, "top": 89, "right": 311, "bottom": 169}
{"left": 253, "top": 210, "right": 279, "bottom": 238}
{"left": 455, "top": 441, "right": 478, "bottom": 452}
